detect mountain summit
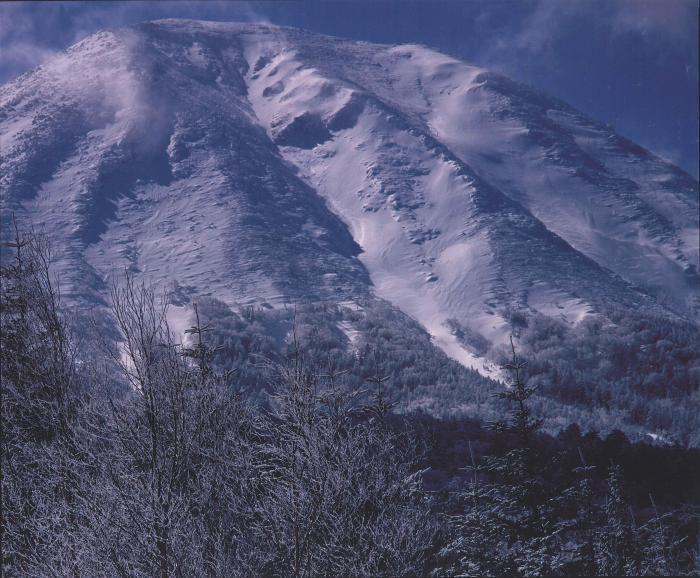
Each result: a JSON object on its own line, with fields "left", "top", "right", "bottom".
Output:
{"left": 1, "top": 20, "right": 698, "bottom": 376}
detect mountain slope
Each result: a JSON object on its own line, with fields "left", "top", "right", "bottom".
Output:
{"left": 1, "top": 20, "right": 697, "bottom": 386}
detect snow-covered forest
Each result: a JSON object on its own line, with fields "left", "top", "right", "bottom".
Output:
{"left": 2, "top": 20, "right": 698, "bottom": 449}
{"left": 1, "top": 16, "right": 698, "bottom": 577}
{"left": 2, "top": 228, "right": 698, "bottom": 577}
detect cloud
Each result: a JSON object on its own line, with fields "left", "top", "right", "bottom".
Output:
{"left": 476, "top": 0, "right": 697, "bottom": 72}
{"left": 611, "top": 0, "right": 697, "bottom": 42}
{"left": 0, "top": 41, "right": 57, "bottom": 79}
{"left": 0, "top": 1, "right": 270, "bottom": 84}
{"left": 0, "top": 4, "right": 56, "bottom": 80}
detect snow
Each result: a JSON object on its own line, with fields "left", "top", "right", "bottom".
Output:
{"left": 244, "top": 48, "right": 505, "bottom": 371}
{"left": 1, "top": 19, "right": 697, "bottom": 379}
{"left": 337, "top": 319, "right": 361, "bottom": 349}
{"left": 526, "top": 284, "right": 592, "bottom": 325}
{"left": 0, "top": 115, "right": 34, "bottom": 152}
{"left": 241, "top": 27, "right": 682, "bottom": 370}
{"left": 167, "top": 304, "right": 194, "bottom": 344}
{"left": 401, "top": 59, "right": 699, "bottom": 315}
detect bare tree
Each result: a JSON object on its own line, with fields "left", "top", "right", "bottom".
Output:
{"left": 244, "top": 343, "right": 437, "bottom": 577}
{"left": 94, "top": 276, "right": 254, "bottom": 577}
{"left": 1, "top": 224, "right": 95, "bottom": 575}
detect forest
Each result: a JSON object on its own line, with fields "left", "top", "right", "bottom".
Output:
{"left": 2, "top": 229, "right": 699, "bottom": 577}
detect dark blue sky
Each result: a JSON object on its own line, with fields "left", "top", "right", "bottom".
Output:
{"left": 1, "top": 0, "right": 697, "bottom": 177}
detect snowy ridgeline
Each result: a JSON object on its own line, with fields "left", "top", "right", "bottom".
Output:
{"left": 0, "top": 20, "right": 698, "bottom": 440}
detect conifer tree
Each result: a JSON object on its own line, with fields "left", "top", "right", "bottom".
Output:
{"left": 570, "top": 449, "right": 599, "bottom": 575}
{"left": 638, "top": 494, "right": 686, "bottom": 576}
{"left": 595, "top": 464, "right": 639, "bottom": 576}
{"left": 438, "top": 338, "right": 560, "bottom": 577}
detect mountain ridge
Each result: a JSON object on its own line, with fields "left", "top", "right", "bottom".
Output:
{"left": 1, "top": 19, "right": 697, "bottom": 379}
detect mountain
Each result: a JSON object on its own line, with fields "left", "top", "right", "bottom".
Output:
{"left": 1, "top": 20, "right": 698, "bottom": 438}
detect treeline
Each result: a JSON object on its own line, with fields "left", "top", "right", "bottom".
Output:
{"left": 496, "top": 309, "right": 700, "bottom": 446}
{"left": 170, "top": 292, "right": 700, "bottom": 445}
{"left": 192, "top": 296, "right": 493, "bottom": 412}
{"left": 418, "top": 417, "right": 699, "bottom": 513}
{"left": 1, "top": 230, "right": 698, "bottom": 576}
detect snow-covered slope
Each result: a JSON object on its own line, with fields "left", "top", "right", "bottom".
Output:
{"left": 1, "top": 20, "right": 698, "bottom": 373}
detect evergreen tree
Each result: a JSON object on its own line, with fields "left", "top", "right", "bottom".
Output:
{"left": 638, "top": 494, "right": 686, "bottom": 576}
{"left": 553, "top": 447, "right": 600, "bottom": 576}
{"left": 438, "top": 338, "right": 560, "bottom": 577}
{"left": 595, "top": 464, "right": 639, "bottom": 576}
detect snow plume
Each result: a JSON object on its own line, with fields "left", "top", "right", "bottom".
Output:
{"left": 0, "top": 41, "right": 57, "bottom": 83}
{"left": 0, "top": 2, "right": 270, "bottom": 84}
{"left": 42, "top": 27, "right": 174, "bottom": 155}
{"left": 38, "top": 30, "right": 139, "bottom": 114}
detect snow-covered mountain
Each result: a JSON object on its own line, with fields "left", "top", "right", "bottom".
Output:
{"left": 1, "top": 20, "right": 698, "bottom": 375}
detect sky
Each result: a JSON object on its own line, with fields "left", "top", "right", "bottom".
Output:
{"left": 1, "top": 0, "right": 698, "bottom": 177}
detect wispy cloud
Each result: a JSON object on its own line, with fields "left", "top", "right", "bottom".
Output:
{"left": 0, "top": 0, "right": 696, "bottom": 176}
{"left": 0, "top": 4, "right": 58, "bottom": 80}
{"left": 0, "top": 1, "right": 268, "bottom": 83}
{"left": 611, "top": 0, "right": 697, "bottom": 42}
{"left": 476, "top": 0, "right": 698, "bottom": 73}
{"left": 0, "top": 40, "right": 57, "bottom": 79}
